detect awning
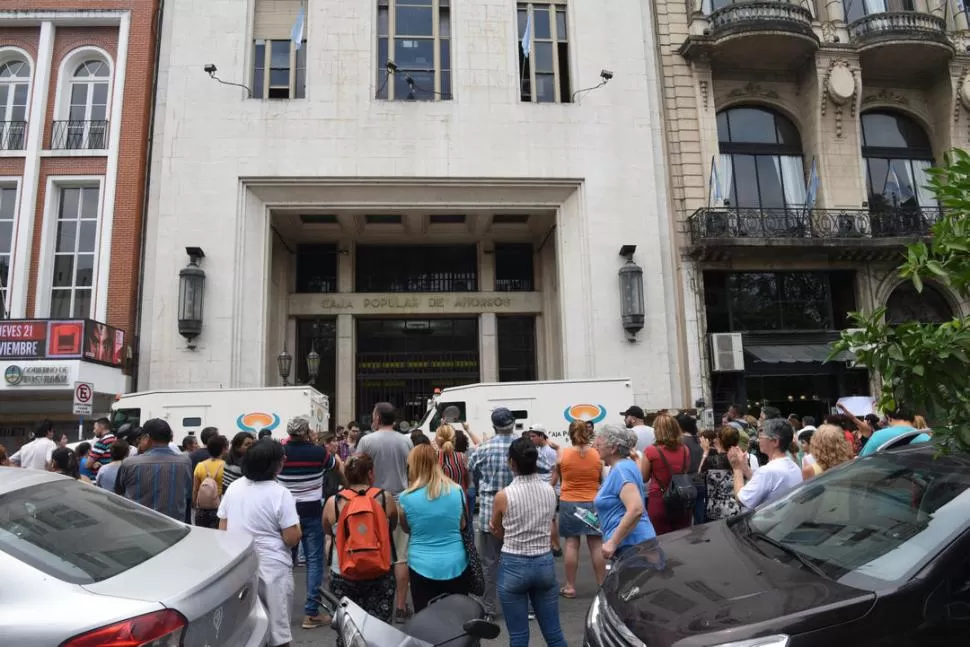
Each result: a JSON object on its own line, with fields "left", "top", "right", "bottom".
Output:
{"left": 745, "top": 344, "right": 854, "bottom": 364}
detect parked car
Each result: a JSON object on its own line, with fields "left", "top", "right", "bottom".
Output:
{"left": 585, "top": 443, "right": 970, "bottom": 647}
{"left": 0, "top": 467, "right": 269, "bottom": 646}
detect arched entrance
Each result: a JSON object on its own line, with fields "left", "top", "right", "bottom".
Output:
{"left": 885, "top": 282, "right": 953, "bottom": 325}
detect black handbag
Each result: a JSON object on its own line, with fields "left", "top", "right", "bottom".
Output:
{"left": 461, "top": 502, "right": 485, "bottom": 596}
{"left": 656, "top": 446, "right": 698, "bottom": 519}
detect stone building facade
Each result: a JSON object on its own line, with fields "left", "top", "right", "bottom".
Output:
{"left": 654, "top": 0, "right": 970, "bottom": 418}
{"left": 140, "top": 0, "right": 680, "bottom": 428}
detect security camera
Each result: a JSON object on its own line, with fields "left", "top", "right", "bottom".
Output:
{"left": 600, "top": 69, "right": 614, "bottom": 81}
{"left": 203, "top": 64, "right": 217, "bottom": 76}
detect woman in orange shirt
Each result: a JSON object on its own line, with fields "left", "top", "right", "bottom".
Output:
{"left": 552, "top": 420, "right": 606, "bottom": 598}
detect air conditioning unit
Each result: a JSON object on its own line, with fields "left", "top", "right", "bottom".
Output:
{"left": 710, "top": 333, "right": 744, "bottom": 372}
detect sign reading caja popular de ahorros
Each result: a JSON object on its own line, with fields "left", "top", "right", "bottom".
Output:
{"left": 288, "top": 292, "right": 543, "bottom": 316}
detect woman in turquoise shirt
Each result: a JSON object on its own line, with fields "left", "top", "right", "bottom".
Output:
{"left": 399, "top": 443, "right": 470, "bottom": 611}
{"left": 593, "top": 424, "right": 657, "bottom": 561}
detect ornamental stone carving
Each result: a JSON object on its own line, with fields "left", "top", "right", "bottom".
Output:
{"left": 822, "top": 60, "right": 857, "bottom": 138}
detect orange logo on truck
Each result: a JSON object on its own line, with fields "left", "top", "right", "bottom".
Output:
{"left": 563, "top": 404, "right": 607, "bottom": 425}
{"left": 236, "top": 412, "right": 281, "bottom": 433}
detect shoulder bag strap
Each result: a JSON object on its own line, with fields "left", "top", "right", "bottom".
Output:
{"left": 655, "top": 446, "right": 675, "bottom": 493}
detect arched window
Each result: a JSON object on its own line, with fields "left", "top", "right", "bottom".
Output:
{"left": 0, "top": 58, "right": 29, "bottom": 150}
{"left": 861, "top": 111, "right": 934, "bottom": 212}
{"left": 63, "top": 59, "right": 109, "bottom": 149}
{"left": 886, "top": 282, "right": 953, "bottom": 325}
{"left": 716, "top": 106, "right": 806, "bottom": 213}
{"left": 844, "top": 0, "right": 914, "bottom": 24}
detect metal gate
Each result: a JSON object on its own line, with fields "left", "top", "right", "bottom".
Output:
{"left": 356, "top": 318, "right": 479, "bottom": 425}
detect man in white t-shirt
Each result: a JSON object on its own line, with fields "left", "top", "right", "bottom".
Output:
{"left": 218, "top": 439, "right": 301, "bottom": 647}
{"left": 728, "top": 418, "right": 802, "bottom": 510}
{"left": 9, "top": 421, "right": 57, "bottom": 470}
{"left": 622, "top": 405, "right": 655, "bottom": 453}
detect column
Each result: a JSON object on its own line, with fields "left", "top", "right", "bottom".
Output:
{"left": 825, "top": 0, "right": 845, "bottom": 23}
{"left": 479, "top": 313, "right": 498, "bottom": 383}
{"left": 335, "top": 313, "right": 355, "bottom": 426}
{"left": 480, "top": 245, "right": 495, "bottom": 291}
{"left": 9, "top": 21, "right": 53, "bottom": 317}
{"left": 338, "top": 244, "right": 353, "bottom": 292}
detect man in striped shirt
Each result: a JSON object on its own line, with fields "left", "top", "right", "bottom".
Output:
{"left": 280, "top": 416, "right": 343, "bottom": 629}
{"left": 85, "top": 417, "right": 115, "bottom": 474}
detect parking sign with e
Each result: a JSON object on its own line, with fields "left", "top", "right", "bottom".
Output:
{"left": 73, "top": 381, "right": 94, "bottom": 416}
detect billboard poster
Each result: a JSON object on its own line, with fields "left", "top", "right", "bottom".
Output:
{"left": 0, "top": 319, "right": 124, "bottom": 367}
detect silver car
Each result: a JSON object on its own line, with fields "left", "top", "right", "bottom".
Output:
{"left": 0, "top": 467, "right": 269, "bottom": 646}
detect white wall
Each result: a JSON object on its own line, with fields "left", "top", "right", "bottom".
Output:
{"left": 140, "top": 0, "right": 682, "bottom": 408}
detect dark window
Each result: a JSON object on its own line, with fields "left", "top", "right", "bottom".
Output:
{"left": 844, "top": 0, "right": 914, "bottom": 23}
{"left": 886, "top": 282, "right": 953, "bottom": 325}
{"left": 251, "top": 39, "right": 306, "bottom": 100}
{"left": 495, "top": 243, "right": 534, "bottom": 292}
{"left": 301, "top": 214, "right": 337, "bottom": 225}
{"left": 182, "top": 417, "right": 202, "bottom": 427}
{"left": 861, "top": 111, "right": 935, "bottom": 212}
{"left": 378, "top": 0, "right": 451, "bottom": 101}
{"left": 355, "top": 245, "right": 477, "bottom": 292}
{"left": 429, "top": 214, "right": 465, "bottom": 224}
{"left": 518, "top": 3, "right": 570, "bottom": 103}
{"left": 497, "top": 316, "right": 537, "bottom": 382}
{"left": 366, "top": 214, "right": 402, "bottom": 225}
{"left": 716, "top": 107, "right": 805, "bottom": 213}
{"left": 493, "top": 214, "right": 530, "bottom": 224}
{"left": 111, "top": 408, "right": 140, "bottom": 429}
{"left": 0, "top": 480, "right": 189, "bottom": 584}
{"left": 703, "top": 271, "right": 852, "bottom": 332}
{"left": 297, "top": 319, "right": 337, "bottom": 430}
{"left": 296, "top": 244, "right": 338, "bottom": 293}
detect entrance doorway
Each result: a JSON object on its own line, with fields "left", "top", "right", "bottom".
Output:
{"left": 356, "top": 318, "right": 480, "bottom": 425}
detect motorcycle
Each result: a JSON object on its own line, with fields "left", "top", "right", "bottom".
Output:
{"left": 318, "top": 588, "right": 502, "bottom": 647}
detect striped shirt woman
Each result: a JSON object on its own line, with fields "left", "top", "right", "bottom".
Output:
{"left": 436, "top": 424, "right": 469, "bottom": 490}
{"left": 491, "top": 438, "right": 566, "bottom": 647}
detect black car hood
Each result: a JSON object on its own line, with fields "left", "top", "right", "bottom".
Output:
{"left": 603, "top": 522, "right": 877, "bottom": 647}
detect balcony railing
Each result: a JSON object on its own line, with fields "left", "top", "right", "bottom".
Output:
{"left": 708, "top": 1, "right": 816, "bottom": 38}
{"left": 687, "top": 207, "right": 942, "bottom": 244}
{"left": 847, "top": 11, "right": 948, "bottom": 44}
{"left": 50, "top": 120, "right": 108, "bottom": 151}
{"left": 0, "top": 121, "right": 26, "bottom": 151}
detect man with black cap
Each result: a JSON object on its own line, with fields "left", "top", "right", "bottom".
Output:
{"left": 114, "top": 419, "right": 193, "bottom": 521}
{"left": 468, "top": 408, "right": 552, "bottom": 621}
{"left": 622, "top": 405, "right": 655, "bottom": 453}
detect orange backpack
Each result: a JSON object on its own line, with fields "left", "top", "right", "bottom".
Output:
{"left": 334, "top": 487, "right": 393, "bottom": 581}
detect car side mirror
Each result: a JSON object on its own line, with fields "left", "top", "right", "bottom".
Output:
{"left": 463, "top": 619, "right": 501, "bottom": 640}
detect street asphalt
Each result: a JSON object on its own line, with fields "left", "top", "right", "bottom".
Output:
{"left": 289, "top": 551, "right": 598, "bottom": 646}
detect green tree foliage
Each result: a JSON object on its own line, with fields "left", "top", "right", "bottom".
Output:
{"left": 834, "top": 150, "right": 970, "bottom": 452}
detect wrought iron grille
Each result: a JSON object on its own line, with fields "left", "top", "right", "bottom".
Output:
{"left": 687, "top": 207, "right": 941, "bottom": 243}
{"left": 355, "top": 245, "right": 478, "bottom": 292}
{"left": 708, "top": 1, "right": 815, "bottom": 36}
{"left": 50, "top": 120, "right": 109, "bottom": 150}
{"left": 0, "top": 121, "right": 26, "bottom": 150}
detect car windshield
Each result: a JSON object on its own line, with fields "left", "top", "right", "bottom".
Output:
{"left": 746, "top": 448, "right": 970, "bottom": 591}
{"left": 0, "top": 479, "right": 188, "bottom": 584}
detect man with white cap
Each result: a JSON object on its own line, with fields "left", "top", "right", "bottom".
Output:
{"left": 529, "top": 424, "right": 562, "bottom": 557}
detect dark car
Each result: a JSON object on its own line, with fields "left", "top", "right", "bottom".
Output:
{"left": 585, "top": 444, "right": 970, "bottom": 647}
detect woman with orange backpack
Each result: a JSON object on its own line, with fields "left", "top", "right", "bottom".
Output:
{"left": 323, "top": 452, "right": 399, "bottom": 627}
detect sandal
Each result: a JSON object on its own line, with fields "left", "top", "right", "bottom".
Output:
{"left": 559, "top": 586, "right": 577, "bottom": 599}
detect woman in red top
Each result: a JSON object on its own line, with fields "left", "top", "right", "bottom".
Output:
{"left": 641, "top": 414, "right": 692, "bottom": 535}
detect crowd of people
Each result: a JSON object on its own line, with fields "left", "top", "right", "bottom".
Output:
{"left": 0, "top": 399, "right": 932, "bottom": 647}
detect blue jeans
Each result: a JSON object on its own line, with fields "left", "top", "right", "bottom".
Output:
{"left": 299, "top": 514, "right": 326, "bottom": 616}
{"left": 498, "top": 552, "right": 567, "bottom": 647}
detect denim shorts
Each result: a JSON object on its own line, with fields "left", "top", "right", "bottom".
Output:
{"left": 558, "top": 500, "right": 601, "bottom": 538}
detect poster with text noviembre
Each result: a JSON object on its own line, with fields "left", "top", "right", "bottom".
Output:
{"left": 0, "top": 320, "right": 124, "bottom": 367}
